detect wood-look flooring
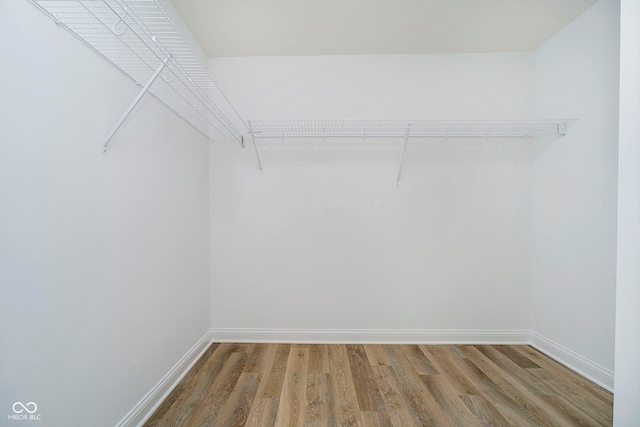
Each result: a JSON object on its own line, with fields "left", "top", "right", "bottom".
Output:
{"left": 144, "top": 344, "right": 612, "bottom": 427}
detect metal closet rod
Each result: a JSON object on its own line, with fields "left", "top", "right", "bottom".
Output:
{"left": 246, "top": 119, "right": 577, "bottom": 184}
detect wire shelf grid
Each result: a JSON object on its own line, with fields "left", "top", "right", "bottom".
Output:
{"left": 31, "top": 0, "right": 246, "bottom": 141}
{"left": 246, "top": 119, "right": 577, "bottom": 182}
{"left": 249, "top": 119, "right": 576, "bottom": 140}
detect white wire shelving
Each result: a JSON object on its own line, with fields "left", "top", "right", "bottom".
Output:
{"left": 30, "top": 0, "right": 247, "bottom": 152}
{"left": 26, "top": 0, "right": 577, "bottom": 174}
{"left": 247, "top": 119, "right": 577, "bottom": 184}
{"left": 248, "top": 119, "right": 576, "bottom": 139}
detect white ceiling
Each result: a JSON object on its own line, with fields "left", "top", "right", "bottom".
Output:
{"left": 170, "top": 0, "right": 598, "bottom": 58}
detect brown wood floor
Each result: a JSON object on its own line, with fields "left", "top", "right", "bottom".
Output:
{"left": 144, "top": 343, "right": 612, "bottom": 427}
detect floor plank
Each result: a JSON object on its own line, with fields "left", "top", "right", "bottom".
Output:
{"left": 255, "top": 344, "right": 289, "bottom": 399}
{"left": 214, "top": 372, "right": 260, "bottom": 427}
{"left": 401, "top": 344, "right": 439, "bottom": 376}
{"left": 462, "top": 346, "right": 572, "bottom": 427}
{"left": 383, "top": 345, "right": 453, "bottom": 427}
{"left": 155, "top": 343, "right": 240, "bottom": 427}
{"left": 308, "top": 344, "right": 330, "bottom": 374}
{"left": 419, "top": 374, "right": 482, "bottom": 427}
{"left": 186, "top": 352, "right": 249, "bottom": 427}
{"left": 305, "top": 373, "right": 335, "bottom": 427}
{"left": 245, "top": 398, "right": 278, "bottom": 427}
{"left": 370, "top": 365, "right": 422, "bottom": 427}
{"left": 273, "top": 346, "right": 308, "bottom": 427}
{"left": 513, "top": 346, "right": 614, "bottom": 410}
{"left": 364, "top": 344, "right": 392, "bottom": 367}
{"left": 346, "top": 344, "right": 386, "bottom": 412}
{"left": 328, "top": 345, "right": 364, "bottom": 427}
{"left": 457, "top": 348, "right": 547, "bottom": 426}
{"left": 479, "top": 346, "right": 600, "bottom": 426}
{"left": 360, "top": 410, "right": 394, "bottom": 427}
{"left": 461, "top": 394, "right": 512, "bottom": 427}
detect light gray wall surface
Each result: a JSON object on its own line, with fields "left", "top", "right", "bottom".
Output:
{"left": 208, "top": 53, "right": 534, "bottom": 332}
{"left": 0, "top": 1, "right": 210, "bottom": 425}
{"left": 614, "top": 0, "right": 640, "bottom": 424}
{"left": 530, "top": 0, "right": 620, "bottom": 373}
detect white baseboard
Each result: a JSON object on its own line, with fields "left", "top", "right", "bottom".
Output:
{"left": 529, "top": 331, "right": 614, "bottom": 392}
{"left": 211, "top": 328, "right": 531, "bottom": 344}
{"left": 116, "top": 329, "right": 215, "bottom": 427}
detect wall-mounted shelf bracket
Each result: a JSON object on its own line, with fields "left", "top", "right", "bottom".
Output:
{"left": 247, "top": 121, "right": 263, "bottom": 172}
{"left": 396, "top": 124, "right": 412, "bottom": 186}
{"left": 102, "top": 55, "right": 171, "bottom": 154}
{"left": 558, "top": 121, "right": 568, "bottom": 136}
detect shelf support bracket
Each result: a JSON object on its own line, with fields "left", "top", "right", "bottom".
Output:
{"left": 248, "top": 121, "right": 263, "bottom": 172}
{"left": 558, "top": 121, "right": 568, "bottom": 136}
{"left": 102, "top": 55, "right": 171, "bottom": 154}
{"left": 396, "top": 124, "right": 411, "bottom": 186}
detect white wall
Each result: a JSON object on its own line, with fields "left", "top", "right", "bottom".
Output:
{"left": 209, "top": 54, "right": 534, "bottom": 335}
{"left": 530, "top": 0, "right": 620, "bottom": 374}
{"left": 208, "top": 2, "right": 622, "bottom": 384}
{"left": 0, "top": 1, "right": 210, "bottom": 425}
{"left": 210, "top": 54, "right": 532, "bottom": 120}
{"left": 614, "top": 0, "right": 640, "bottom": 424}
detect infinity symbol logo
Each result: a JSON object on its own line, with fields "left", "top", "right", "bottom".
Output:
{"left": 12, "top": 402, "right": 38, "bottom": 414}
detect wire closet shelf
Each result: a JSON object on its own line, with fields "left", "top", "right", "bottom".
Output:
{"left": 246, "top": 119, "right": 577, "bottom": 184}
{"left": 248, "top": 119, "right": 577, "bottom": 139}
{"left": 30, "top": 0, "right": 247, "bottom": 146}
